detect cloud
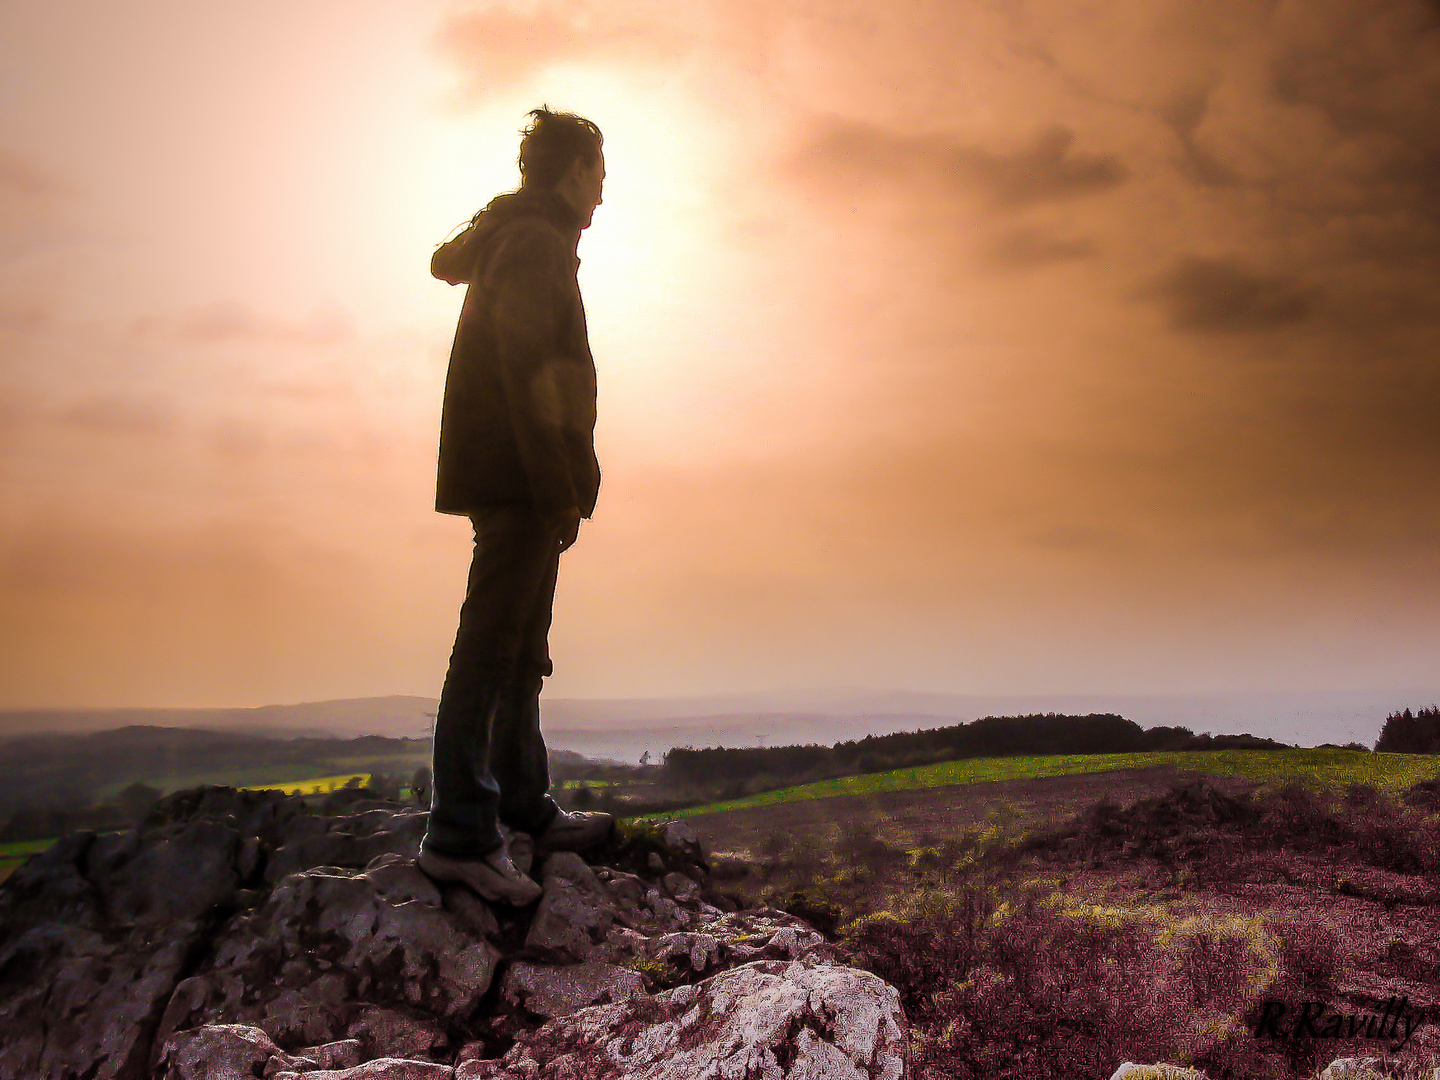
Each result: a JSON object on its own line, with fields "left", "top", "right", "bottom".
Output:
{"left": 1138, "top": 255, "right": 1316, "bottom": 333}
{"left": 1027, "top": 524, "right": 1129, "bottom": 553}
{"left": 981, "top": 227, "right": 1099, "bottom": 271}
{"left": 0, "top": 149, "right": 78, "bottom": 259}
{"left": 1159, "top": 88, "right": 1239, "bottom": 187}
{"left": 0, "top": 304, "right": 53, "bottom": 336}
{"left": 54, "top": 394, "right": 179, "bottom": 436}
{"left": 431, "top": 1, "right": 682, "bottom": 102}
{"left": 127, "top": 301, "right": 355, "bottom": 346}
{"left": 956, "top": 125, "right": 1129, "bottom": 210}
{"left": 785, "top": 116, "right": 1128, "bottom": 212}
{"left": 0, "top": 150, "right": 71, "bottom": 199}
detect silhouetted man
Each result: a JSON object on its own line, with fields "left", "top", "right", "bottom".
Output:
{"left": 417, "top": 107, "right": 611, "bottom": 906}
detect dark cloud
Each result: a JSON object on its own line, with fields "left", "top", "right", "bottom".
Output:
{"left": 786, "top": 116, "right": 1128, "bottom": 212}
{"left": 1266, "top": 1, "right": 1440, "bottom": 225}
{"left": 1139, "top": 256, "right": 1316, "bottom": 333}
{"left": 1158, "top": 89, "right": 1238, "bottom": 187}
{"left": 981, "top": 227, "right": 1098, "bottom": 270}
{"left": 958, "top": 125, "right": 1129, "bottom": 210}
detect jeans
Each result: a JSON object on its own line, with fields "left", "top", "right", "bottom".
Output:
{"left": 421, "top": 505, "right": 564, "bottom": 859}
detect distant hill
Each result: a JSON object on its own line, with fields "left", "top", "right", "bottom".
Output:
{"left": 0, "top": 696, "right": 440, "bottom": 742}
{"left": 0, "top": 686, "right": 1422, "bottom": 763}
{"left": 0, "top": 724, "right": 617, "bottom": 838}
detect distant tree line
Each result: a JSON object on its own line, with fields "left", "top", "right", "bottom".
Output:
{"left": 661, "top": 713, "right": 1294, "bottom": 788}
{"left": 1376, "top": 706, "right": 1440, "bottom": 753}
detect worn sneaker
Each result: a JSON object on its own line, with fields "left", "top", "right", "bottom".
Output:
{"left": 534, "top": 809, "right": 615, "bottom": 853}
{"left": 416, "top": 844, "right": 543, "bottom": 906}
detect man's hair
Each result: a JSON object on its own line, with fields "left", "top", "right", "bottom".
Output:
{"left": 517, "top": 106, "right": 603, "bottom": 189}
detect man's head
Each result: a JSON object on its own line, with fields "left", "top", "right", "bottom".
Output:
{"left": 517, "top": 106, "right": 605, "bottom": 229}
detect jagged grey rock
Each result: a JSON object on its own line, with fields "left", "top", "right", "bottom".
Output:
{"left": 156, "top": 863, "right": 500, "bottom": 1052}
{"left": 656, "top": 819, "right": 705, "bottom": 867}
{"left": 0, "top": 808, "right": 260, "bottom": 1080}
{"left": 270, "top": 1058, "right": 456, "bottom": 1079}
{"left": 293, "top": 1039, "right": 366, "bottom": 1071}
{"left": 501, "top": 960, "right": 646, "bottom": 1019}
{"left": 1317, "top": 1059, "right": 1396, "bottom": 1080}
{"left": 153, "top": 1023, "right": 294, "bottom": 1080}
{"left": 524, "top": 852, "right": 619, "bottom": 961}
{"left": 456, "top": 959, "right": 906, "bottom": 1080}
{"left": 1108, "top": 1064, "right": 1209, "bottom": 1080}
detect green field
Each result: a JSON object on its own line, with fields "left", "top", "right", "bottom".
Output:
{"left": 0, "top": 837, "right": 61, "bottom": 883}
{"left": 12, "top": 750, "right": 1438, "bottom": 877}
{"left": 242, "top": 773, "right": 371, "bottom": 797}
{"left": 660, "top": 749, "right": 1440, "bottom": 819}
{"left": 93, "top": 753, "right": 432, "bottom": 802}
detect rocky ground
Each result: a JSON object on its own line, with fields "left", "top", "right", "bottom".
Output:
{"left": 3, "top": 775, "right": 1437, "bottom": 1079}
{"left": 0, "top": 785, "right": 906, "bottom": 1079}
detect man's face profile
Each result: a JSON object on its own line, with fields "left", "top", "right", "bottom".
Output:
{"left": 572, "top": 150, "right": 605, "bottom": 229}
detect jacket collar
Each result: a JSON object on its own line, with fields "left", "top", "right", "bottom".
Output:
{"left": 480, "top": 185, "right": 583, "bottom": 236}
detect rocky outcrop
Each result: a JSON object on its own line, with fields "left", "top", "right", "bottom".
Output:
{"left": 455, "top": 959, "right": 906, "bottom": 1080}
{"left": 0, "top": 786, "right": 907, "bottom": 1080}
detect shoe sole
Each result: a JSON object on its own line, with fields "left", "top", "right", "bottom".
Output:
{"left": 416, "top": 851, "right": 542, "bottom": 906}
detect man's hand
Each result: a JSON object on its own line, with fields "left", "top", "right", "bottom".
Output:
{"left": 550, "top": 505, "right": 582, "bottom": 552}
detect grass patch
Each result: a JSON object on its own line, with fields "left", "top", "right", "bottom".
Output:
{"left": 716, "top": 776, "right": 1440, "bottom": 1079}
{"left": 667, "top": 749, "right": 1438, "bottom": 819}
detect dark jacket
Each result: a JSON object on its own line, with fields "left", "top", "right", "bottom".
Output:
{"left": 433, "top": 186, "right": 600, "bottom": 518}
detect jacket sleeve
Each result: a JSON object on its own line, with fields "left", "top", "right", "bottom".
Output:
{"left": 482, "top": 220, "right": 580, "bottom": 512}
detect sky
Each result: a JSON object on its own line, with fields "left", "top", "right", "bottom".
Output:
{"left": 1, "top": 0, "right": 1438, "bottom": 711}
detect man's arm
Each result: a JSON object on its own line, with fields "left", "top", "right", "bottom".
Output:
{"left": 483, "top": 220, "right": 581, "bottom": 520}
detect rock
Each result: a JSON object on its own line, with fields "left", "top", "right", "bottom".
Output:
{"left": 272, "top": 1058, "right": 455, "bottom": 1079}
{"left": 437, "top": 881, "right": 502, "bottom": 940}
{"left": 0, "top": 830, "right": 100, "bottom": 927}
{"left": 707, "top": 850, "right": 757, "bottom": 882}
{"left": 656, "top": 819, "right": 705, "bottom": 867}
{"left": 0, "top": 902, "right": 209, "bottom": 1080}
{"left": 92, "top": 817, "right": 242, "bottom": 924}
{"left": 1109, "top": 1065, "right": 1209, "bottom": 1080}
{"left": 260, "top": 808, "right": 428, "bottom": 884}
{"left": 239, "top": 835, "right": 265, "bottom": 881}
{"left": 643, "top": 931, "right": 721, "bottom": 975}
{"left": 153, "top": 865, "right": 500, "bottom": 1053}
{"left": 345, "top": 1005, "right": 448, "bottom": 1062}
{"left": 660, "top": 871, "right": 700, "bottom": 903}
{"left": 293, "top": 1038, "right": 365, "bottom": 1071}
{"left": 479, "top": 958, "right": 906, "bottom": 1080}
{"left": 1318, "top": 1060, "right": 1396, "bottom": 1080}
{"left": 2, "top": 782, "right": 912, "bottom": 1080}
{"left": 643, "top": 887, "right": 689, "bottom": 932}
{"left": 501, "top": 960, "right": 646, "bottom": 1019}
{"left": 142, "top": 786, "right": 309, "bottom": 847}
{"left": 524, "top": 854, "right": 618, "bottom": 961}
{"left": 154, "top": 1023, "right": 292, "bottom": 1080}
{"left": 362, "top": 853, "right": 445, "bottom": 907}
